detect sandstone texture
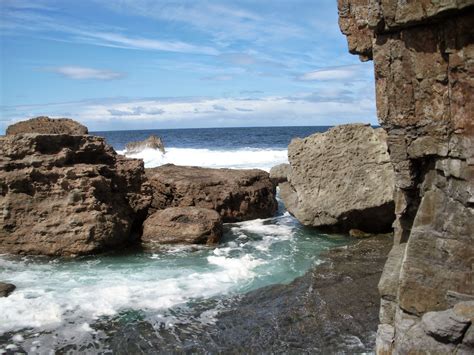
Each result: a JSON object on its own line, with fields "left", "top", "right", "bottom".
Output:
{"left": 269, "top": 163, "right": 290, "bottom": 184}
{"left": 281, "top": 124, "right": 395, "bottom": 233}
{"left": 0, "top": 282, "right": 15, "bottom": 297}
{"left": 0, "top": 134, "right": 151, "bottom": 256}
{"left": 142, "top": 207, "right": 222, "bottom": 246}
{"left": 6, "top": 116, "right": 88, "bottom": 135}
{"left": 125, "top": 135, "right": 165, "bottom": 154}
{"left": 338, "top": 1, "right": 474, "bottom": 353}
{"left": 146, "top": 164, "right": 277, "bottom": 222}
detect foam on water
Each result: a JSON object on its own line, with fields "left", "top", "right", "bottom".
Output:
{"left": 117, "top": 147, "right": 288, "bottom": 171}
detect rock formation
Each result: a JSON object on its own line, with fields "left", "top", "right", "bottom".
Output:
{"left": 0, "top": 133, "right": 151, "bottom": 256}
{"left": 338, "top": 1, "right": 474, "bottom": 352}
{"left": 280, "top": 124, "right": 395, "bottom": 233}
{"left": 146, "top": 164, "right": 277, "bottom": 222}
{"left": 6, "top": 116, "right": 88, "bottom": 135}
{"left": 0, "top": 282, "right": 15, "bottom": 297}
{"left": 125, "top": 135, "right": 166, "bottom": 154}
{"left": 269, "top": 163, "right": 290, "bottom": 184}
{"left": 142, "top": 207, "right": 222, "bottom": 246}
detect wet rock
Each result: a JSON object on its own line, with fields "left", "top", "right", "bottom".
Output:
{"left": 0, "top": 134, "right": 151, "bottom": 256}
{"left": 0, "top": 282, "right": 15, "bottom": 297}
{"left": 349, "top": 229, "right": 374, "bottom": 238}
{"left": 269, "top": 163, "right": 290, "bottom": 184}
{"left": 125, "top": 135, "right": 165, "bottom": 154}
{"left": 6, "top": 116, "right": 88, "bottom": 135}
{"left": 282, "top": 124, "right": 395, "bottom": 233}
{"left": 142, "top": 207, "right": 222, "bottom": 246}
{"left": 146, "top": 164, "right": 277, "bottom": 222}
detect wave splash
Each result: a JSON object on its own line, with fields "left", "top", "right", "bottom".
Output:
{"left": 118, "top": 147, "right": 288, "bottom": 171}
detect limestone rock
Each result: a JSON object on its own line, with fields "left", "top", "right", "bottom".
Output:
{"left": 146, "top": 164, "right": 277, "bottom": 222}
{"left": 142, "top": 207, "right": 222, "bottom": 246}
{"left": 269, "top": 163, "right": 290, "bottom": 184}
{"left": 0, "top": 134, "right": 151, "bottom": 256}
{"left": 6, "top": 116, "right": 88, "bottom": 135}
{"left": 421, "top": 309, "right": 470, "bottom": 343}
{"left": 0, "top": 282, "right": 15, "bottom": 297}
{"left": 282, "top": 124, "right": 395, "bottom": 233}
{"left": 125, "top": 135, "right": 165, "bottom": 154}
{"left": 338, "top": 1, "right": 474, "bottom": 353}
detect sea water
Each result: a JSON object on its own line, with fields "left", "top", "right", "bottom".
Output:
{"left": 0, "top": 126, "right": 351, "bottom": 352}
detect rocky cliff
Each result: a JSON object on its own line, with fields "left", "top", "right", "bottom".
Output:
{"left": 338, "top": 1, "right": 474, "bottom": 352}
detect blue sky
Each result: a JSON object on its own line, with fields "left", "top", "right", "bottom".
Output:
{"left": 0, "top": 0, "right": 376, "bottom": 132}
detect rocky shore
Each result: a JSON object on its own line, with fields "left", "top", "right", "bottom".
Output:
{"left": 87, "top": 234, "right": 393, "bottom": 354}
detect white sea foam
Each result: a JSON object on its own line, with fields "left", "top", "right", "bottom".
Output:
{"left": 118, "top": 147, "right": 288, "bottom": 171}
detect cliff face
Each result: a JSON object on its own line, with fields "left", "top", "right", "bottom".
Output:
{"left": 338, "top": 1, "right": 474, "bottom": 352}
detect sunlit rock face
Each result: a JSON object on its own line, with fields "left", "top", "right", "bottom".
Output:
{"left": 0, "top": 133, "right": 151, "bottom": 256}
{"left": 338, "top": 1, "right": 474, "bottom": 353}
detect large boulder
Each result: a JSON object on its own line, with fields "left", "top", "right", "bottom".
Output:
{"left": 0, "top": 134, "right": 151, "bottom": 256}
{"left": 6, "top": 116, "right": 88, "bottom": 135}
{"left": 125, "top": 135, "right": 165, "bottom": 154}
{"left": 142, "top": 207, "right": 222, "bottom": 246}
{"left": 281, "top": 124, "right": 395, "bottom": 233}
{"left": 0, "top": 282, "right": 15, "bottom": 297}
{"left": 146, "top": 164, "right": 277, "bottom": 222}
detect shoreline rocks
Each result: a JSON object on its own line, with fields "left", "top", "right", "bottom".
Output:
{"left": 125, "top": 135, "right": 165, "bottom": 154}
{"left": 146, "top": 164, "right": 277, "bottom": 222}
{"left": 281, "top": 124, "right": 395, "bottom": 233}
{"left": 0, "top": 282, "right": 16, "bottom": 297}
{"left": 6, "top": 116, "right": 88, "bottom": 135}
{"left": 142, "top": 207, "right": 222, "bottom": 246}
{"left": 0, "top": 133, "right": 151, "bottom": 256}
{"left": 269, "top": 163, "right": 290, "bottom": 184}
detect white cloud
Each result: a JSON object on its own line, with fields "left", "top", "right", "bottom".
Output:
{"left": 45, "top": 66, "right": 124, "bottom": 80}
{"left": 298, "top": 65, "right": 363, "bottom": 81}
{"left": 201, "top": 75, "right": 233, "bottom": 81}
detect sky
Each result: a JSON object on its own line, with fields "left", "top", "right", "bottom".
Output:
{"left": 0, "top": 0, "right": 376, "bottom": 133}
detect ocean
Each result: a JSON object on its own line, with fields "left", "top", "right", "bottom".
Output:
{"left": 0, "top": 126, "right": 352, "bottom": 353}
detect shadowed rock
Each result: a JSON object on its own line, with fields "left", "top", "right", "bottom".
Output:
{"left": 0, "top": 282, "right": 15, "bottom": 297}
{"left": 6, "top": 116, "right": 88, "bottom": 135}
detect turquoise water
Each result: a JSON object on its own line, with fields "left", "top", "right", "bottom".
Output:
{"left": 0, "top": 126, "right": 352, "bottom": 352}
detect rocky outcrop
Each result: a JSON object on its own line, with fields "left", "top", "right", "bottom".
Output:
{"left": 125, "top": 135, "right": 165, "bottom": 154}
{"left": 142, "top": 207, "right": 222, "bottom": 246}
{"left": 0, "top": 134, "right": 151, "bottom": 256}
{"left": 6, "top": 116, "right": 88, "bottom": 135}
{"left": 146, "top": 164, "right": 277, "bottom": 222}
{"left": 0, "top": 282, "right": 15, "bottom": 297}
{"left": 269, "top": 163, "right": 290, "bottom": 184}
{"left": 281, "top": 124, "right": 395, "bottom": 233}
{"left": 338, "top": 1, "right": 474, "bottom": 353}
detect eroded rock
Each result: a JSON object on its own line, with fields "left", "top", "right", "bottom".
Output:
{"left": 142, "top": 207, "right": 222, "bottom": 246}
{"left": 0, "top": 134, "right": 151, "bottom": 256}
{"left": 125, "top": 135, "right": 165, "bottom": 154}
{"left": 269, "top": 163, "right": 290, "bottom": 184}
{"left": 281, "top": 124, "right": 395, "bottom": 233}
{"left": 6, "top": 116, "right": 88, "bottom": 135}
{"left": 146, "top": 164, "right": 277, "bottom": 222}
{"left": 0, "top": 282, "right": 15, "bottom": 297}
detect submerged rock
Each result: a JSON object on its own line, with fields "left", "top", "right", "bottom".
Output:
{"left": 281, "top": 124, "right": 395, "bottom": 233}
{"left": 269, "top": 163, "right": 290, "bottom": 184}
{"left": 0, "top": 282, "right": 15, "bottom": 297}
{"left": 125, "top": 135, "right": 165, "bottom": 154}
{"left": 0, "top": 134, "right": 151, "bottom": 256}
{"left": 6, "top": 116, "right": 88, "bottom": 135}
{"left": 146, "top": 164, "right": 277, "bottom": 222}
{"left": 142, "top": 207, "right": 222, "bottom": 246}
